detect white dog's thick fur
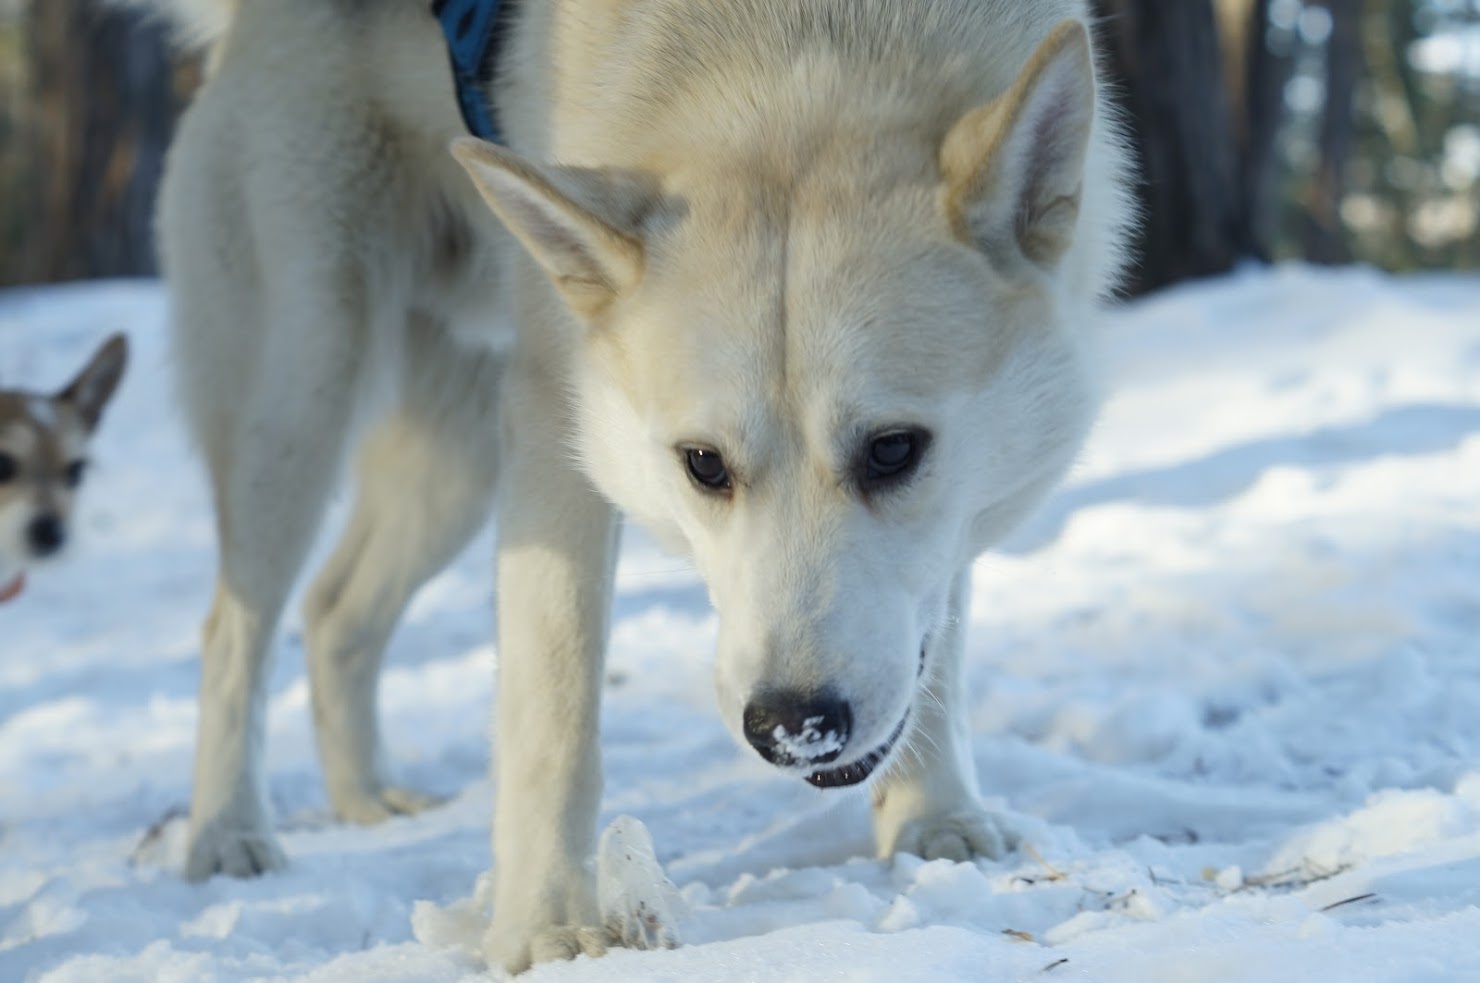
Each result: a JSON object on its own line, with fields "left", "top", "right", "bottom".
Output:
{"left": 143, "top": 0, "right": 1133, "bottom": 972}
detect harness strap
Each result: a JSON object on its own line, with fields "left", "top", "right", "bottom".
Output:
{"left": 432, "top": 0, "right": 504, "bottom": 142}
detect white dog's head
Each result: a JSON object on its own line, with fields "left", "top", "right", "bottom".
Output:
{"left": 458, "top": 23, "right": 1118, "bottom": 785}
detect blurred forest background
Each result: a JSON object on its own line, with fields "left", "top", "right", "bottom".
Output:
{"left": 0, "top": 0, "right": 1475, "bottom": 293}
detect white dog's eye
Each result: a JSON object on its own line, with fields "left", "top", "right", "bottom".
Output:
{"left": 682, "top": 446, "right": 732, "bottom": 494}
{"left": 860, "top": 429, "right": 929, "bottom": 488}
{"left": 0, "top": 452, "right": 14, "bottom": 484}
{"left": 65, "top": 460, "right": 87, "bottom": 489}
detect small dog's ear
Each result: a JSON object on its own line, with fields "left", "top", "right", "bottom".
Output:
{"left": 451, "top": 137, "right": 653, "bottom": 319}
{"left": 58, "top": 333, "right": 129, "bottom": 431}
{"left": 941, "top": 20, "right": 1096, "bottom": 271}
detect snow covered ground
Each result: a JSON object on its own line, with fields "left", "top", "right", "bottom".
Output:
{"left": 2, "top": 265, "right": 1479, "bottom": 981}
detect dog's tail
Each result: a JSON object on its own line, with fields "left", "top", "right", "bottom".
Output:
{"left": 114, "top": 0, "right": 239, "bottom": 51}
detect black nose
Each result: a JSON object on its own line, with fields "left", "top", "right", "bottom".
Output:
{"left": 27, "top": 515, "right": 66, "bottom": 557}
{"left": 742, "top": 691, "right": 852, "bottom": 767}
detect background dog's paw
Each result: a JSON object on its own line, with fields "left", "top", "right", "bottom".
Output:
{"left": 184, "top": 820, "right": 287, "bottom": 880}
{"left": 891, "top": 808, "right": 1019, "bottom": 863}
{"left": 334, "top": 785, "right": 446, "bottom": 825}
{"left": 380, "top": 785, "right": 443, "bottom": 814}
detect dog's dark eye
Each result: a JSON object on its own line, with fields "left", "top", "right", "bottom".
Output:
{"left": 861, "top": 429, "right": 929, "bottom": 486}
{"left": 65, "top": 460, "right": 87, "bottom": 489}
{"left": 683, "top": 446, "right": 732, "bottom": 493}
{"left": 0, "top": 452, "right": 14, "bottom": 484}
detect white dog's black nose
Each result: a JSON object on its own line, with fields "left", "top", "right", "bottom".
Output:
{"left": 27, "top": 515, "right": 66, "bottom": 557}
{"left": 742, "top": 691, "right": 851, "bottom": 767}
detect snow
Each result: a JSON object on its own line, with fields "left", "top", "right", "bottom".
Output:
{"left": 1411, "top": 24, "right": 1480, "bottom": 80}
{"left": 767, "top": 717, "right": 847, "bottom": 764}
{"left": 2, "top": 263, "right": 1479, "bottom": 981}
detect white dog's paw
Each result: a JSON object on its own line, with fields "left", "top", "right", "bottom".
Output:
{"left": 486, "top": 918, "right": 673, "bottom": 974}
{"left": 530, "top": 923, "right": 614, "bottom": 963}
{"left": 184, "top": 818, "right": 287, "bottom": 880}
{"left": 333, "top": 785, "right": 446, "bottom": 825}
{"left": 891, "top": 808, "right": 1019, "bottom": 863}
{"left": 483, "top": 817, "right": 680, "bottom": 974}
{"left": 483, "top": 920, "right": 609, "bottom": 975}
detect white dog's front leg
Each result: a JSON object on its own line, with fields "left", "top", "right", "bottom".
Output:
{"left": 483, "top": 367, "right": 618, "bottom": 974}
{"left": 872, "top": 568, "right": 1017, "bottom": 863}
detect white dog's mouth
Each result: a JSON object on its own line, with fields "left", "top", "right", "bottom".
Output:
{"left": 802, "top": 640, "right": 926, "bottom": 788}
{"left": 804, "top": 713, "right": 908, "bottom": 789}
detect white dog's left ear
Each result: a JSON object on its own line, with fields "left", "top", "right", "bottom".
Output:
{"left": 941, "top": 20, "right": 1096, "bottom": 270}
{"left": 57, "top": 333, "right": 128, "bottom": 431}
{"left": 452, "top": 137, "right": 651, "bottom": 318}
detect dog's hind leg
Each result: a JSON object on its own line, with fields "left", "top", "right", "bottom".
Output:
{"left": 304, "top": 320, "right": 503, "bottom": 824}
{"left": 183, "top": 291, "right": 370, "bottom": 882}
{"left": 871, "top": 568, "right": 1018, "bottom": 863}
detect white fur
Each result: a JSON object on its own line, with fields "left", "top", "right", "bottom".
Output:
{"left": 0, "top": 423, "right": 44, "bottom": 583}
{"left": 144, "top": 0, "right": 1134, "bottom": 974}
{"left": 0, "top": 498, "right": 29, "bottom": 587}
{"left": 115, "top": 0, "right": 239, "bottom": 48}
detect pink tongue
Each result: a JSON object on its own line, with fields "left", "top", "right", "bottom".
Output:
{"left": 0, "top": 573, "right": 24, "bottom": 603}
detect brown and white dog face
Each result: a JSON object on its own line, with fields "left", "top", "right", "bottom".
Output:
{"left": 0, "top": 334, "right": 128, "bottom": 601}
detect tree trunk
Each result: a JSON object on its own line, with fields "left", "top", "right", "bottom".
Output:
{"left": 1215, "top": 0, "right": 1255, "bottom": 121}
{"left": 1304, "top": 0, "right": 1363, "bottom": 264}
{"left": 1092, "top": 0, "right": 1244, "bottom": 294}
{"left": 22, "top": 0, "right": 179, "bottom": 283}
{"left": 1235, "top": 0, "right": 1296, "bottom": 260}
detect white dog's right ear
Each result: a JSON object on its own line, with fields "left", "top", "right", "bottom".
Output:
{"left": 940, "top": 20, "right": 1096, "bottom": 271}
{"left": 452, "top": 137, "right": 648, "bottom": 318}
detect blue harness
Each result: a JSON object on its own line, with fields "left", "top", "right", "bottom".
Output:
{"left": 433, "top": 0, "right": 505, "bottom": 142}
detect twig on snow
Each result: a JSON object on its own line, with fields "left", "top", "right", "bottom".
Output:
{"left": 1319, "top": 892, "right": 1378, "bottom": 912}
{"left": 1023, "top": 842, "right": 1066, "bottom": 882}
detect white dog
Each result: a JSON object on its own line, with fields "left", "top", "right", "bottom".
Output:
{"left": 138, "top": 0, "right": 1133, "bottom": 972}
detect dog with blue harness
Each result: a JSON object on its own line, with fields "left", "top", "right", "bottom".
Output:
{"left": 432, "top": 0, "right": 507, "bottom": 142}
{"left": 139, "top": 0, "right": 1135, "bottom": 974}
